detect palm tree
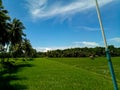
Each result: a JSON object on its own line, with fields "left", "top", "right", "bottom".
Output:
{"left": 22, "top": 38, "right": 32, "bottom": 58}
{"left": 9, "top": 18, "right": 26, "bottom": 46}
{"left": 0, "top": 0, "right": 10, "bottom": 62}
{"left": 0, "top": 0, "right": 10, "bottom": 47}
{"left": 8, "top": 18, "right": 26, "bottom": 59}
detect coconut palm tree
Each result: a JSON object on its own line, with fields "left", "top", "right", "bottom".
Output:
{"left": 0, "top": 0, "right": 10, "bottom": 47}
{"left": 0, "top": 0, "right": 10, "bottom": 62}
{"left": 22, "top": 38, "right": 32, "bottom": 58}
{"left": 9, "top": 18, "right": 26, "bottom": 46}
{"left": 8, "top": 18, "right": 26, "bottom": 59}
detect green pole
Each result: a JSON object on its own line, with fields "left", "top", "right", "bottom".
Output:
{"left": 95, "top": 0, "right": 118, "bottom": 90}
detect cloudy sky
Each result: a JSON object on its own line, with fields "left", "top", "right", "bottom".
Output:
{"left": 3, "top": 0, "right": 120, "bottom": 52}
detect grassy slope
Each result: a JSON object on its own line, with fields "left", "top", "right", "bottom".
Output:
{"left": 8, "top": 58, "right": 119, "bottom": 90}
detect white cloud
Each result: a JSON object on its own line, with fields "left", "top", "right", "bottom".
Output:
{"left": 34, "top": 46, "right": 73, "bottom": 52}
{"left": 107, "top": 37, "right": 120, "bottom": 47}
{"left": 109, "top": 37, "right": 120, "bottom": 43}
{"left": 34, "top": 47, "right": 52, "bottom": 52}
{"left": 34, "top": 41, "right": 100, "bottom": 52}
{"left": 25, "top": 0, "right": 113, "bottom": 20}
{"left": 77, "top": 26, "right": 100, "bottom": 31}
{"left": 74, "top": 41, "right": 100, "bottom": 47}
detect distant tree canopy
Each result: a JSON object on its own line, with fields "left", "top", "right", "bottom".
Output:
{"left": 0, "top": 0, "right": 36, "bottom": 59}
{"left": 37, "top": 45, "right": 120, "bottom": 58}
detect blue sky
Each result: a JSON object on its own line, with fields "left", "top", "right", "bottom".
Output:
{"left": 3, "top": 0, "right": 120, "bottom": 52}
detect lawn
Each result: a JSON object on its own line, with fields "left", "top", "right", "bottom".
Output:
{"left": 0, "top": 57, "right": 120, "bottom": 90}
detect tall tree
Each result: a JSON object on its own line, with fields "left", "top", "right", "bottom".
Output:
{"left": 22, "top": 38, "right": 32, "bottom": 57}
{"left": 9, "top": 18, "right": 26, "bottom": 46}
{"left": 0, "top": 0, "right": 10, "bottom": 47}
{"left": 0, "top": 0, "right": 10, "bottom": 62}
{"left": 6, "top": 18, "right": 26, "bottom": 59}
{"left": 8, "top": 18, "right": 26, "bottom": 53}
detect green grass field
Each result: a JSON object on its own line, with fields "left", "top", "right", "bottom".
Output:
{"left": 49, "top": 57, "right": 120, "bottom": 82}
{"left": 0, "top": 57, "right": 120, "bottom": 90}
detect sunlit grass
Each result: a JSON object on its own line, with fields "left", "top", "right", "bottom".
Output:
{"left": 0, "top": 57, "right": 120, "bottom": 90}
{"left": 49, "top": 57, "right": 120, "bottom": 82}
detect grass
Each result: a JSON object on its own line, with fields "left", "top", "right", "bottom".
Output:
{"left": 0, "top": 57, "right": 120, "bottom": 90}
{"left": 49, "top": 57, "right": 120, "bottom": 82}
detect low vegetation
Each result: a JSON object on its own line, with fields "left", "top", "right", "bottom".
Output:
{"left": 0, "top": 57, "right": 120, "bottom": 90}
{"left": 49, "top": 57, "right": 120, "bottom": 82}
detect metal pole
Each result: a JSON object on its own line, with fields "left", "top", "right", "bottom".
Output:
{"left": 94, "top": 0, "right": 118, "bottom": 90}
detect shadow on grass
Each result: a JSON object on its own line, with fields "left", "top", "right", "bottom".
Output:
{"left": 0, "top": 58, "right": 34, "bottom": 90}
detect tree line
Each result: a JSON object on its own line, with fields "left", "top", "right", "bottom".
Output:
{"left": 37, "top": 45, "right": 120, "bottom": 58}
{"left": 0, "top": 0, "right": 36, "bottom": 61}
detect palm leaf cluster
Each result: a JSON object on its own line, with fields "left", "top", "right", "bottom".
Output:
{"left": 0, "top": 0, "right": 36, "bottom": 59}
{"left": 0, "top": 0, "right": 10, "bottom": 46}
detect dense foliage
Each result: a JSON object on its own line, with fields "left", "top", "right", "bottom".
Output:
{"left": 0, "top": 0, "right": 36, "bottom": 59}
{"left": 37, "top": 45, "right": 120, "bottom": 57}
